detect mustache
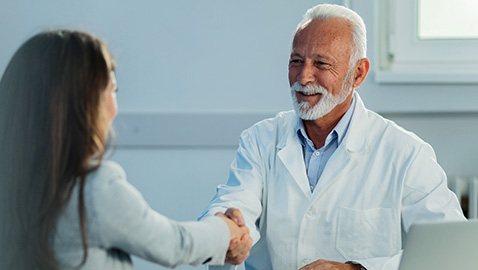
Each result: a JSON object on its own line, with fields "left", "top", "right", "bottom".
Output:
{"left": 291, "top": 82, "right": 328, "bottom": 95}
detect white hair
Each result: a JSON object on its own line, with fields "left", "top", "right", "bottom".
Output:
{"left": 295, "top": 4, "right": 367, "bottom": 67}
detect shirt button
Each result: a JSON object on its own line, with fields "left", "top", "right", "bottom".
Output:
{"left": 314, "top": 151, "right": 320, "bottom": 156}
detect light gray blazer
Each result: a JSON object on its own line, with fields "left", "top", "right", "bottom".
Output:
{"left": 52, "top": 160, "right": 229, "bottom": 269}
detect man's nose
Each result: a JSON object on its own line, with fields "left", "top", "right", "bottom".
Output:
{"left": 297, "top": 63, "right": 315, "bottom": 85}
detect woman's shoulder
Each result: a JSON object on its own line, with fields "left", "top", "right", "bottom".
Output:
{"left": 84, "top": 160, "right": 130, "bottom": 199}
{"left": 84, "top": 159, "right": 146, "bottom": 219}
{"left": 88, "top": 160, "right": 126, "bottom": 182}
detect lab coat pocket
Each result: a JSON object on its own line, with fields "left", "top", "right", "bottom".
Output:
{"left": 336, "top": 207, "right": 399, "bottom": 260}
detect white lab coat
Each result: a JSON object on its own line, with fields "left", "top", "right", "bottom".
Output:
{"left": 200, "top": 92, "right": 465, "bottom": 270}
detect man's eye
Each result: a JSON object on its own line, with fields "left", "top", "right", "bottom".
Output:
{"left": 289, "top": 59, "right": 302, "bottom": 65}
{"left": 315, "top": 61, "right": 330, "bottom": 68}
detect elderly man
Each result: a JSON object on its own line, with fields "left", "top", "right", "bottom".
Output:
{"left": 199, "top": 4, "right": 465, "bottom": 270}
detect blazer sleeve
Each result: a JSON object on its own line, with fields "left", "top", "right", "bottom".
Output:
{"left": 89, "top": 162, "right": 230, "bottom": 268}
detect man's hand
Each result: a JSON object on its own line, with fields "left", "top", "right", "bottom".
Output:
{"left": 215, "top": 208, "right": 253, "bottom": 265}
{"left": 299, "top": 259, "right": 361, "bottom": 270}
{"left": 224, "top": 207, "right": 245, "bottom": 226}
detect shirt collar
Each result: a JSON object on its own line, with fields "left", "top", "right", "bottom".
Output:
{"left": 335, "top": 94, "right": 355, "bottom": 145}
{"left": 296, "top": 95, "right": 356, "bottom": 149}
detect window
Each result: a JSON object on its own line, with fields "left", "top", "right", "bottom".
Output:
{"left": 375, "top": 0, "right": 478, "bottom": 83}
{"left": 418, "top": 0, "right": 478, "bottom": 40}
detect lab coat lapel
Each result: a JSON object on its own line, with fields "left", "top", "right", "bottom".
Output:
{"left": 313, "top": 92, "right": 368, "bottom": 196}
{"left": 277, "top": 131, "right": 311, "bottom": 198}
{"left": 313, "top": 143, "right": 352, "bottom": 195}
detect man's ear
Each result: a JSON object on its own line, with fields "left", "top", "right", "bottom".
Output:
{"left": 352, "top": 58, "right": 370, "bottom": 88}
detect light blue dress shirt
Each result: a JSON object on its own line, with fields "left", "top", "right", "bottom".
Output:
{"left": 296, "top": 96, "right": 356, "bottom": 192}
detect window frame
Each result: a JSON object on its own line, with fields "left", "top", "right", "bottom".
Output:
{"left": 374, "top": 0, "right": 478, "bottom": 84}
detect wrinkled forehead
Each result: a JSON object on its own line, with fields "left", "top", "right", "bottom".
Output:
{"left": 293, "top": 17, "right": 353, "bottom": 44}
{"left": 291, "top": 17, "right": 354, "bottom": 59}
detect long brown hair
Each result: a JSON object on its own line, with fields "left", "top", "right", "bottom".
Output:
{"left": 0, "top": 30, "right": 115, "bottom": 269}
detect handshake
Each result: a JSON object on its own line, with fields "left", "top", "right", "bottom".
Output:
{"left": 216, "top": 208, "right": 253, "bottom": 265}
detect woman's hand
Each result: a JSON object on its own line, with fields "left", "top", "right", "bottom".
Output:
{"left": 216, "top": 208, "right": 253, "bottom": 265}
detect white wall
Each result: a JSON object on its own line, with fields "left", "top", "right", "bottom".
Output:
{"left": 1, "top": 0, "right": 478, "bottom": 270}
{"left": 1, "top": 0, "right": 344, "bottom": 114}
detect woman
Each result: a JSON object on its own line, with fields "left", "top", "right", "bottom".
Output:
{"left": 0, "top": 30, "right": 251, "bottom": 270}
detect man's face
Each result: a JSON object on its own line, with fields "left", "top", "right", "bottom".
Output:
{"left": 288, "top": 18, "right": 355, "bottom": 120}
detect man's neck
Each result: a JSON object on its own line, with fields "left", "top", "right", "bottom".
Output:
{"left": 302, "top": 94, "right": 353, "bottom": 149}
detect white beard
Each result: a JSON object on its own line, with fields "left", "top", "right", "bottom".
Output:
{"left": 290, "top": 71, "right": 354, "bottom": 120}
